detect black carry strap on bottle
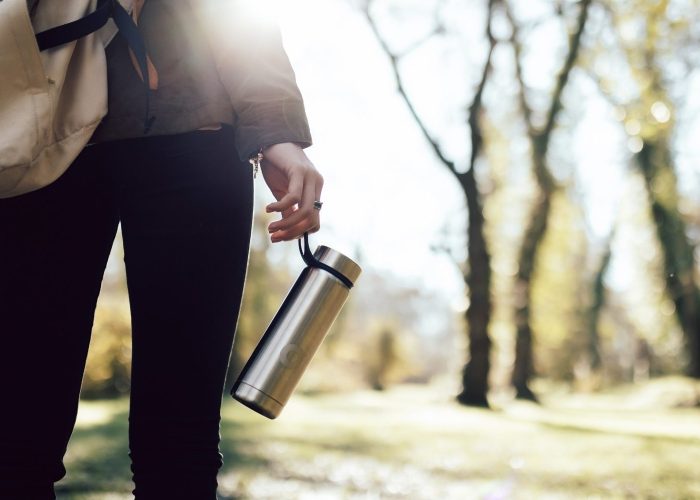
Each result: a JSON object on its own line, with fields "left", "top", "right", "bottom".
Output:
{"left": 34, "top": 0, "right": 155, "bottom": 133}
{"left": 298, "top": 232, "right": 354, "bottom": 289}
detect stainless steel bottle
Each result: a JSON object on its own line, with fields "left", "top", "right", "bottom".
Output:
{"left": 232, "top": 244, "right": 361, "bottom": 419}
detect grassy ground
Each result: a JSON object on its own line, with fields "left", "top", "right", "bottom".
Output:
{"left": 58, "top": 378, "right": 700, "bottom": 499}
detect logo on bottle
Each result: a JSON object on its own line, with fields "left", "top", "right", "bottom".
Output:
{"left": 279, "top": 343, "right": 303, "bottom": 369}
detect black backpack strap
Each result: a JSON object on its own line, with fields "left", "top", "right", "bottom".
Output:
{"left": 35, "top": 0, "right": 112, "bottom": 51}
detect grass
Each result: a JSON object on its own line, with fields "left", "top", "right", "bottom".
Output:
{"left": 59, "top": 377, "right": 700, "bottom": 499}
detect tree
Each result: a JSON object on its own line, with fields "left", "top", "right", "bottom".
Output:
{"left": 504, "top": 0, "right": 593, "bottom": 400}
{"left": 363, "top": 0, "right": 498, "bottom": 407}
{"left": 589, "top": 0, "right": 700, "bottom": 376}
{"left": 585, "top": 235, "right": 613, "bottom": 373}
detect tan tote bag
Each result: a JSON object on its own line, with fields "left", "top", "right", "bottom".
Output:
{"left": 0, "top": 0, "right": 132, "bottom": 199}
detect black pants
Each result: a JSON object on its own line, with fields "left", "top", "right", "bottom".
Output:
{"left": 0, "top": 127, "right": 254, "bottom": 499}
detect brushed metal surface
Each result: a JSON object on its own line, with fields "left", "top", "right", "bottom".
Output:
{"left": 233, "top": 382, "right": 283, "bottom": 419}
{"left": 314, "top": 246, "right": 362, "bottom": 284}
{"left": 233, "top": 245, "right": 361, "bottom": 419}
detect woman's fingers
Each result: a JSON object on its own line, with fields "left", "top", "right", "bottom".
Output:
{"left": 314, "top": 174, "right": 323, "bottom": 204}
{"left": 266, "top": 168, "right": 304, "bottom": 213}
{"left": 272, "top": 220, "right": 320, "bottom": 243}
{"left": 269, "top": 171, "right": 322, "bottom": 242}
{"left": 258, "top": 143, "right": 324, "bottom": 243}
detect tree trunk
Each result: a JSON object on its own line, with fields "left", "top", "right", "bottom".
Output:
{"left": 635, "top": 140, "right": 700, "bottom": 377}
{"left": 586, "top": 243, "right": 613, "bottom": 371}
{"left": 507, "top": 0, "right": 592, "bottom": 400}
{"left": 456, "top": 167, "right": 492, "bottom": 408}
{"left": 512, "top": 189, "right": 552, "bottom": 401}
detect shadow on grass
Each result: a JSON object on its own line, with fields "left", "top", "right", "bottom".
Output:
{"left": 57, "top": 400, "right": 267, "bottom": 499}
{"left": 535, "top": 418, "right": 700, "bottom": 444}
{"left": 274, "top": 432, "right": 405, "bottom": 460}
{"left": 57, "top": 406, "right": 132, "bottom": 498}
{"left": 219, "top": 417, "right": 272, "bottom": 470}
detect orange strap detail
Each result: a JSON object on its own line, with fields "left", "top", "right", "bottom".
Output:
{"left": 127, "top": 0, "right": 159, "bottom": 90}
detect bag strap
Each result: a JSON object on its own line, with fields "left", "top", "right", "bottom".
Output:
{"left": 127, "top": 0, "right": 159, "bottom": 90}
{"left": 34, "top": 0, "right": 155, "bottom": 133}
{"left": 35, "top": 0, "right": 112, "bottom": 51}
{"left": 110, "top": 0, "right": 156, "bottom": 133}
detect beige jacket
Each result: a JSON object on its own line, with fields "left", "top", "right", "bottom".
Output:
{"left": 90, "top": 0, "right": 313, "bottom": 161}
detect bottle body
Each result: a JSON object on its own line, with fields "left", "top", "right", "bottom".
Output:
{"left": 232, "top": 245, "right": 361, "bottom": 419}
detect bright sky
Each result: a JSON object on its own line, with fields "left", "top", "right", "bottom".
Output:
{"left": 271, "top": 0, "right": 467, "bottom": 299}
{"left": 261, "top": 0, "right": 699, "bottom": 300}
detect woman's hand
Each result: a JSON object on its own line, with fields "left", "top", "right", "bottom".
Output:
{"left": 260, "top": 143, "right": 324, "bottom": 243}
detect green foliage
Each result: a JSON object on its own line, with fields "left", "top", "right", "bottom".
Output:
{"left": 531, "top": 189, "right": 589, "bottom": 380}
{"left": 363, "top": 325, "right": 410, "bottom": 391}
{"left": 81, "top": 304, "right": 132, "bottom": 399}
{"left": 82, "top": 230, "right": 132, "bottom": 399}
{"left": 604, "top": 174, "right": 686, "bottom": 377}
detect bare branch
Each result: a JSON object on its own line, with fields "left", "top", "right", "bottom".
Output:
{"left": 506, "top": 0, "right": 593, "bottom": 149}
{"left": 582, "top": 67, "right": 626, "bottom": 110}
{"left": 505, "top": 0, "right": 592, "bottom": 192}
{"left": 430, "top": 242, "right": 468, "bottom": 276}
{"left": 541, "top": 0, "right": 593, "bottom": 150}
{"left": 364, "top": 0, "right": 500, "bottom": 181}
{"left": 362, "top": 1, "right": 458, "bottom": 175}
{"left": 503, "top": 0, "right": 536, "bottom": 138}
{"left": 395, "top": 0, "right": 450, "bottom": 57}
{"left": 397, "top": 27, "right": 442, "bottom": 58}
{"left": 468, "top": 0, "right": 498, "bottom": 175}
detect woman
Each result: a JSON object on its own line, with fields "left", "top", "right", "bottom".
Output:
{"left": 0, "top": 1, "right": 323, "bottom": 498}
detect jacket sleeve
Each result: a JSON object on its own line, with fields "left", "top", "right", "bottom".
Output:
{"left": 190, "top": 0, "right": 313, "bottom": 161}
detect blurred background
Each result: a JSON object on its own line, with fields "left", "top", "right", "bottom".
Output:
{"left": 63, "top": 0, "right": 700, "bottom": 498}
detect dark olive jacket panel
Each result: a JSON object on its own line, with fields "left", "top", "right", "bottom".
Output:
{"left": 91, "top": 0, "right": 312, "bottom": 161}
